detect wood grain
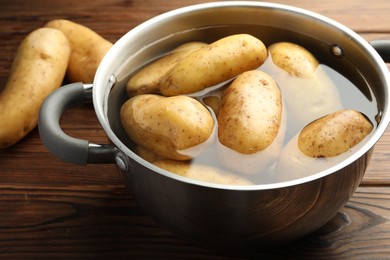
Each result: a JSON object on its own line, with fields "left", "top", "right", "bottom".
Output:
{"left": 0, "top": 185, "right": 388, "bottom": 259}
{"left": 0, "top": 0, "right": 390, "bottom": 258}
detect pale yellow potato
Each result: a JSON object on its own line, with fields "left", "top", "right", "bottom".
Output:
{"left": 265, "top": 42, "right": 343, "bottom": 138}
{"left": 126, "top": 42, "right": 207, "bottom": 97}
{"left": 268, "top": 42, "right": 318, "bottom": 78}
{"left": 275, "top": 134, "right": 353, "bottom": 182}
{"left": 120, "top": 94, "right": 214, "bottom": 160}
{"left": 159, "top": 34, "right": 267, "bottom": 96}
{"left": 275, "top": 111, "right": 372, "bottom": 182}
{"left": 45, "top": 19, "right": 113, "bottom": 83}
{"left": 0, "top": 28, "right": 70, "bottom": 148}
{"left": 218, "top": 70, "right": 283, "bottom": 154}
{"left": 217, "top": 106, "right": 286, "bottom": 175}
{"left": 298, "top": 109, "right": 373, "bottom": 158}
{"left": 134, "top": 146, "right": 164, "bottom": 163}
{"left": 153, "top": 160, "right": 253, "bottom": 185}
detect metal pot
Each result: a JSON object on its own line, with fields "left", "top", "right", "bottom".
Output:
{"left": 38, "top": 1, "right": 390, "bottom": 251}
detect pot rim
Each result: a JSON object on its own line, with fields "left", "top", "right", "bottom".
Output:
{"left": 93, "top": 1, "right": 390, "bottom": 191}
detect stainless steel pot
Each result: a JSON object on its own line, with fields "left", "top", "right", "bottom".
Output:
{"left": 38, "top": 1, "right": 390, "bottom": 251}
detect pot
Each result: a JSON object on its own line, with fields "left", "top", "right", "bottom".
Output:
{"left": 38, "top": 1, "right": 390, "bottom": 251}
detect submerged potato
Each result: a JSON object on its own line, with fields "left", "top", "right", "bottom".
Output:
{"left": 275, "top": 134, "right": 349, "bottom": 182}
{"left": 268, "top": 42, "right": 318, "bottom": 78}
{"left": 275, "top": 110, "right": 372, "bottom": 181}
{"left": 298, "top": 109, "right": 373, "bottom": 158}
{"left": 160, "top": 34, "right": 267, "bottom": 96}
{"left": 120, "top": 94, "right": 214, "bottom": 160}
{"left": 217, "top": 105, "right": 286, "bottom": 175}
{"left": 153, "top": 160, "right": 253, "bottom": 185}
{"left": 218, "top": 70, "right": 282, "bottom": 154}
{"left": 266, "top": 42, "right": 343, "bottom": 138}
{"left": 134, "top": 145, "right": 163, "bottom": 163}
{"left": 126, "top": 42, "right": 207, "bottom": 97}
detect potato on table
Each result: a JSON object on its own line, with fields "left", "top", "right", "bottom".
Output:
{"left": 120, "top": 94, "right": 214, "bottom": 160}
{"left": 153, "top": 160, "right": 253, "bottom": 185}
{"left": 45, "top": 19, "right": 113, "bottom": 83}
{"left": 0, "top": 28, "right": 70, "bottom": 148}
{"left": 127, "top": 42, "right": 207, "bottom": 97}
{"left": 159, "top": 34, "right": 267, "bottom": 96}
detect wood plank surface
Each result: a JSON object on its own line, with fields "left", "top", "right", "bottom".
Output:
{"left": 0, "top": 0, "right": 389, "bottom": 258}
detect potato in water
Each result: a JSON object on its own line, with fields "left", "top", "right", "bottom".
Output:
{"left": 267, "top": 42, "right": 343, "bottom": 138}
{"left": 218, "top": 70, "right": 283, "bottom": 154}
{"left": 159, "top": 34, "right": 267, "bottom": 96}
{"left": 275, "top": 109, "right": 373, "bottom": 182}
{"left": 134, "top": 145, "right": 163, "bottom": 163}
{"left": 126, "top": 42, "right": 207, "bottom": 97}
{"left": 268, "top": 42, "right": 318, "bottom": 78}
{"left": 153, "top": 160, "right": 253, "bottom": 185}
{"left": 120, "top": 35, "right": 375, "bottom": 185}
{"left": 298, "top": 109, "right": 373, "bottom": 158}
{"left": 120, "top": 94, "right": 214, "bottom": 161}
{"left": 217, "top": 106, "right": 286, "bottom": 175}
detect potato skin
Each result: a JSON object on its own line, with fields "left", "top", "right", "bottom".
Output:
{"left": 126, "top": 42, "right": 207, "bottom": 97}
{"left": 266, "top": 42, "right": 343, "bottom": 139}
{"left": 275, "top": 111, "right": 372, "bottom": 181}
{"left": 120, "top": 94, "right": 214, "bottom": 160}
{"left": 45, "top": 19, "right": 113, "bottom": 83}
{"left": 153, "top": 160, "right": 253, "bottom": 185}
{"left": 159, "top": 34, "right": 267, "bottom": 96}
{"left": 268, "top": 42, "right": 319, "bottom": 78}
{"left": 298, "top": 109, "right": 373, "bottom": 158}
{"left": 275, "top": 134, "right": 343, "bottom": 182}
{"left": 134, "top": 145, "right": 163, "bottom": 163}
{"left": 218, "top": 70, "right": 282, "bottom": 154}
{"left": 0, "top": 28, "right": 70, "bottom": 148}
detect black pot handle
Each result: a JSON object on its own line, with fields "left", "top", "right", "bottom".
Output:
{"left": 371, "top": 40, "right": 390, "bottom": 63}
{"left": 38, "top": 82, "right": 119, "bottom": 165}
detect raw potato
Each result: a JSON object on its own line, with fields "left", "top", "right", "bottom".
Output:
{"left": 120, "top": 94, "right": 214, "bottom": 160}
{"left": 127, "top": 42, "right": 207, "bottom": 97}
{"left": 275, "top": 110, "right": 372, "bottom": 181}
{"left": 275, "top": 134, "right": 350, "bottom": 182}
{"left": 135, "top": 145, "right": 163, "bottom": 163}
{"left": 218, "top": 70, "right": 283, "bottom": 154}
{"left": 217, "top": 106, "right": 286, "bottom": 175}
{"left": 266, "top": 42, "right": 343, "bottom": 138}
{"left": 45, "top": 19, "right": 113, "bottom": 83}
{"left": 298, "top": 109, "right": 373, "bottom": 158}
{"left": 153, "top": 160, "right": 253, "bottom": 185}
{"left": 160, "top": 34, "right": 267, "bottom": 96}
{"left": 0, "top": 28, "right": 70, "bottom": 148}
{"left": 268, "top": 42, "right": 318, "bottom": 78}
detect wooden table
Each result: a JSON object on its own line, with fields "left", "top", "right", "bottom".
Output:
{"left": 1, "top": 0, "right": 389, "bottom": 258}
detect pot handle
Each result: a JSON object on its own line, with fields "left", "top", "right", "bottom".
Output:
{"left": 371, "top": 40, "right": 390, "bottom": 63}
{"left": 38, "top": 82, "right": 119, "bottom": 165}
